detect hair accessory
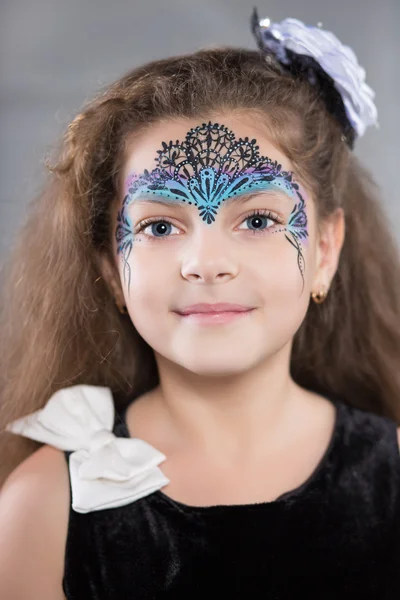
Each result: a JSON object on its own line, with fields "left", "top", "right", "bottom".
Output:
{"left": 250, "top": 8, "right": 379, "bottom": 149}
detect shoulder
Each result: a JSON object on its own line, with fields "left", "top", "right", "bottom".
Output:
{"left": 1, "top": 443, "right": 70, "bottom": 502}
{"left": 0, "top": 444, "right": 70, "bottom": 598}
{"left": 338, "top": 399, "right": 400, "bottom": 449}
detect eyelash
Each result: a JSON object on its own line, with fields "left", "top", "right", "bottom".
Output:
{"left": 134, "top": 209, "right": 284, "bottom": 241}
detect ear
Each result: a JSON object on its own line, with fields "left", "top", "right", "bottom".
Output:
{"left": 96, "top": 252, "right": 125, "bottom": 308}
{"left": 313, "top": 207, "right": 345, "bottom": 289}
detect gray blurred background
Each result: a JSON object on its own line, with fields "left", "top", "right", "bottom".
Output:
{"left": 1, "top": 0, "right": 399, "bottom": 262}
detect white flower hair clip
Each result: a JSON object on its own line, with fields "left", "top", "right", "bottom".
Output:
{"left": 251, "top": 8, "right": 379, "bottom": 148}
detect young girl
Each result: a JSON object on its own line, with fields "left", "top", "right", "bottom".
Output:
{"left": 1, "top": 10, "right": 399, "bottom": 599}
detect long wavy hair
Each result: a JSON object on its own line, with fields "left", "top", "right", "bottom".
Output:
{"left": 1, "top": 47, "right": 399, "bottom": 485}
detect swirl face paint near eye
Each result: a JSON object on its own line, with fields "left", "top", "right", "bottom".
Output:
{"left": 116, "top": 121, "right": 308, "bottom": 292}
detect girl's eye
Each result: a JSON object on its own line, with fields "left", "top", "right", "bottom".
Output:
{"left": 134, "top": 209, "right": 284, "bottom": 240}
{"left": 236, "top": 210, "right": 283, "bottom": 235}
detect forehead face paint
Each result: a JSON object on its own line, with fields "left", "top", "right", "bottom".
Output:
{"left": 116, "top": 121, "right": 308, "bottom": 292}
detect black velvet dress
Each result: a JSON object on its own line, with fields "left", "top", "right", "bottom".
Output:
{"left": 62, "top": 393, "right": 400, "bottom": 599}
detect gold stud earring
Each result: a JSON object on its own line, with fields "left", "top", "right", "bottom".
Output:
{"left": 311, "top": 286, "right": 328, "bottom": 304}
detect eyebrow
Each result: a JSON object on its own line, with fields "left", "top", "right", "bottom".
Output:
{"left": 130, "top": 189, "right": 293, "bottom": 209}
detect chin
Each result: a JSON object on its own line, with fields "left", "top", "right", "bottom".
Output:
{"left": 171, "top": 353, "right": 263, "bottom": 377}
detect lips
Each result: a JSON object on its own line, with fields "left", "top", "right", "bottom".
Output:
{"left": 175, "top": 303, "right": 253, "bottom": 316}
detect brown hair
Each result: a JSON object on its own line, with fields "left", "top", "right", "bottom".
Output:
{"left": 1, "top": 47, "right": 400, "bottom": 485}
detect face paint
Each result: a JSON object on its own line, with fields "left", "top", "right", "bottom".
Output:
{"left": 116, "top": 121, "right": 308, "bottom": 292}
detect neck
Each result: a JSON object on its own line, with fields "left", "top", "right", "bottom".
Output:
{"left": 151, "top": 342, "right": 307, "bottom": 459}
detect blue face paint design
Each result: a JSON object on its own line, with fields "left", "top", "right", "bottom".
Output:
{"left": 116, "top": 121, "right": 308, "bottom": 292}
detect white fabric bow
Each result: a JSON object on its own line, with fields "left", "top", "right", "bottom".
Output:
{"left": 5, "top": 384, "right": 170, "bottom": 513}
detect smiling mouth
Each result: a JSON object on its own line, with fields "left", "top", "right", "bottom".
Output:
{"left": 175, "top": 309, "right": 255, "bottom": 325}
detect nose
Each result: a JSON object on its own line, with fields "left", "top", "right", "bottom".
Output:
{"left": 180, "top": 223, "right": 239, "bottom": 283}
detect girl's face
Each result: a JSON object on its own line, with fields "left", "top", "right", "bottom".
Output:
{"left": 110, "top": 114, "right": 323, "bottom": 376}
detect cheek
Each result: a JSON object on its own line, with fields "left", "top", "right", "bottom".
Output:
{"left": 249, "top": 235, "right": 313, "bottom": 337}
{"left": 117, "top": 248, "right": 172, "bottom": 329}
{"left": 252, "top": 233, "right": 310, "bottom": 294}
